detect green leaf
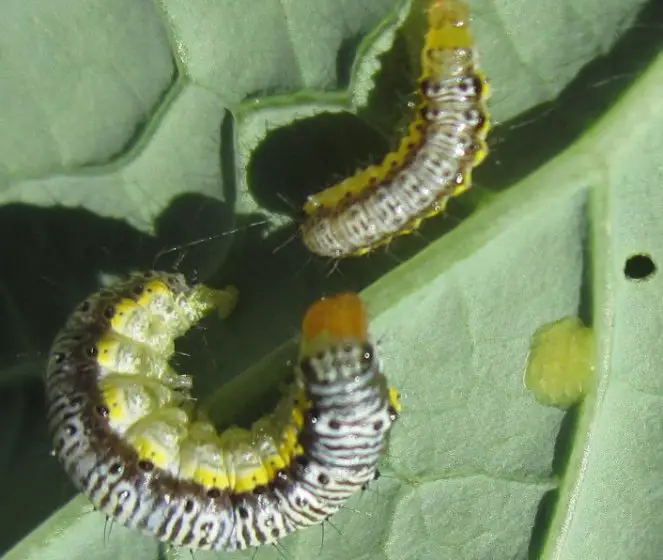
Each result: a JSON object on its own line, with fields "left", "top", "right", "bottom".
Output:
{"left": 1, "top": 0, "right": 662, "bottom": 559}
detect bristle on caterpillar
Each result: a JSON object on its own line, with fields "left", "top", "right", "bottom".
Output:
{"left": 45, "top": 271, "right": 398, "bottom": 551}
{"left": 300, "top": 0, "right": 490, "bottom": 258}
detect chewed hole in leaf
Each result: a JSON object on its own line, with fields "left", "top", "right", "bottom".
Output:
{"left": 248, "top": 112, "right": 389, "bottom": 215}
{"left": 623, "top": 253, "right": 656, "bottom": 280}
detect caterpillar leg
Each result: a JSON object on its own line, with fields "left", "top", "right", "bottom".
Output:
{"left": 388, "top": 387, "right": 402, "bottom": 417}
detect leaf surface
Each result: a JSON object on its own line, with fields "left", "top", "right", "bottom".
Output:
{"left": 1, "top": 0, "right": 662, "bottom": 559}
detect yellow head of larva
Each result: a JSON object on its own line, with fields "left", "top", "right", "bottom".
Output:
{"left": 426, "top": 0, "right": 474, "bottom": 51}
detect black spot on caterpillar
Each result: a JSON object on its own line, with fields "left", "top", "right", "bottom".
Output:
{"left": 44, "top": 271, "right": 400, "bottom": 551}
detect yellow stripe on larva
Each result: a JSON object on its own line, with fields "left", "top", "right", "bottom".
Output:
{"left": 179, "top": 422, "right": 232, "bottom": 489}
{"left": 124, "top": 407, "right": 190, "bottom": 475}
{"left": 99, "top": 374, "right": 181, "bottom": 431}
{"left": 300, "top": 0, "right": 490, "bottom": 258}
{"left": 92, "top": 277, "right": 309, "bottom": 495}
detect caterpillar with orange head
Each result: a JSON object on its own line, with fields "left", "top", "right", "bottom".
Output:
{"left": 301, "top": 0, "right": 490, "bottom": 258}
{"left": 45, "top": 271, "right": 399, "bottom": 552}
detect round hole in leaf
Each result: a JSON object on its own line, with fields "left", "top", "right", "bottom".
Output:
{"left": 624, "top": 253, "right": 656, "bottom": 280}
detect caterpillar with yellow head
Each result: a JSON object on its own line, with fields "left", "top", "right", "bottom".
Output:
{"left": 301, "top": 0, "right": 490, "bottom": 258}
{"left": 45, "top": 271, "right": 399, "bottom": 551}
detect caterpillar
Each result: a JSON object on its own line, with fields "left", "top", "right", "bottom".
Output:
{"left": 45, "top": 271, "right": 399, "bottom": 551}
{"left": 300, "top": 0, "right": 490, "bottom": 258}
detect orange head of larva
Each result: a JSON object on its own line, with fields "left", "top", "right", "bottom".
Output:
{"left": 300, "top": 293, "right": 368, "bottom": 356}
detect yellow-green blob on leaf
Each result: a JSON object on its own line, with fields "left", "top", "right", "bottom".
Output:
{"left": 524, "top": 316, "right": 594, "bottom": 408}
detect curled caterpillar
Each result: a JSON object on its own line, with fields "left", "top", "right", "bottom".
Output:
{"left": 45, "top": 271, "right": 399, "bottom": 551}
{"left": 300, "top": 0, "right": 490, "bottom": 258}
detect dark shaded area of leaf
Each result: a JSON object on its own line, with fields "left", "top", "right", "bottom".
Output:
{"left": 528, "top": 489, "right": 560, "bottom": 559}
{"left": 1, "top": 206, "right": 158, "bottom": 363}
{"left": 0, "top": 193, "right": 234, "bottom": 554}
{"left": 0, "top": 195, "right": 234, "bottom": 362}
{"left": 479, "top": 0, "right": 663, "bottom": 194}
{"left": 0, "top": 380, "right": 73, "bottom": 556}
{"left": 336, "top": 33, "right": 368, "bottom": 89}
{"left": 220, "top": 107, "right": 239, "bottom": 211}
{"left": 157, "top": 542, "right": 169, "bottom": 560}
{"left": 356, "top": 33, "right": 419, "bottom": 138}
{"left": 528, "top": 406, "right": 582, "bottom": 558}
{"left": 551, "top": 406, "right": 583, "bottom": 478}
{"left": 248, "top": 112, "right": 391, "bottom": 213}
{"left": 152, "top": 193, "right": 236, "bottom": 281}
{"left": 578, "top": 215, "right": 595, "bottom": 328}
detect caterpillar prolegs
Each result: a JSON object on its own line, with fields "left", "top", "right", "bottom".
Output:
{"left": 45, "top": 271, "right": 399, "bottom": 552}
{"left": 300, "top": 0, "right": 490, "bottom": 258}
